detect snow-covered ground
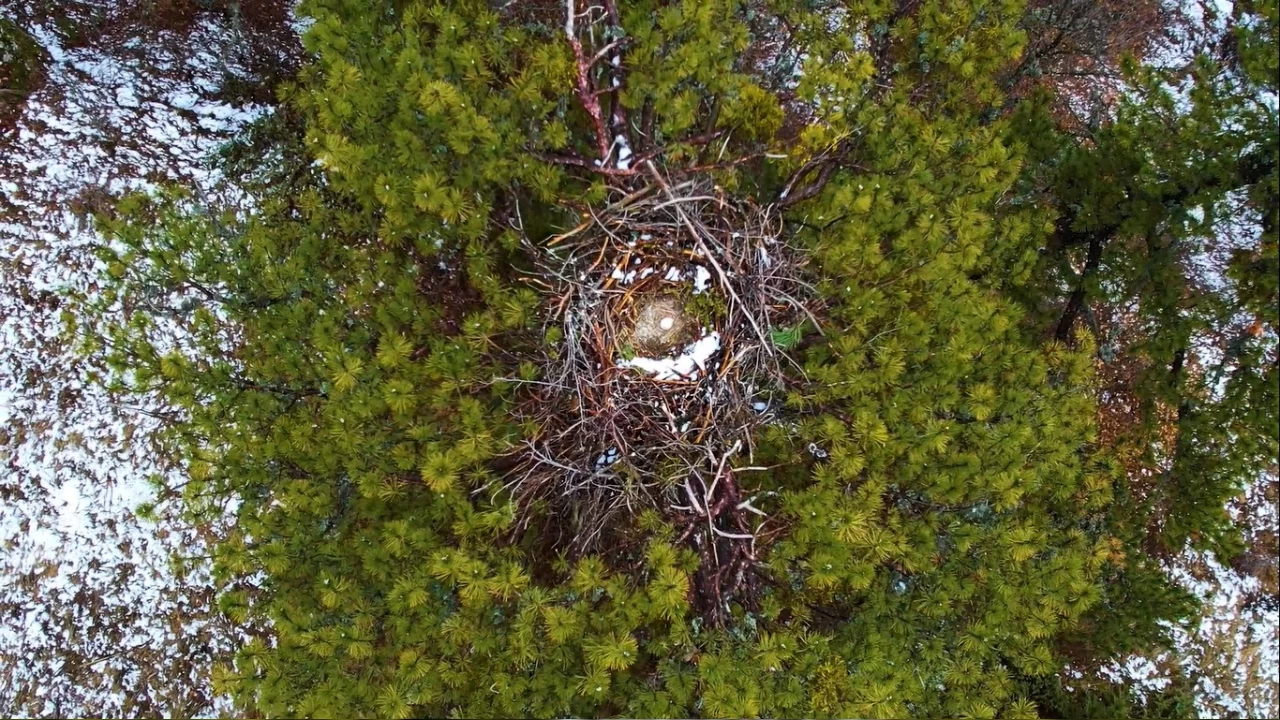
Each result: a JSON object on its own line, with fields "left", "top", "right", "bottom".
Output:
{"left": 1, "top": 14, "right": 266, "bottom": 717}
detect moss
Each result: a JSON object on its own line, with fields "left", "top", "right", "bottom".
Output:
{"left": 682, "top": 288, "right": 728, "bottom": 327}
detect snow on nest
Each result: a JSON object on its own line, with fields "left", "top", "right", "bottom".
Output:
{"left": 609, "top": 265, "right": 663, "bottom": 285}
{"left": 610, "top": 265, "right": 638, "bottom": 284}
{"left": 692, "top": 265, "right": 712, "bottom": 294}
{"left": 620, "top": 331, "right": 721, "bottom": 380}
{"left": 594, "top": 446, "right": 621, "bottom": 469}
{"left": 609, "top": 263, "right": 708, "bottom": 291}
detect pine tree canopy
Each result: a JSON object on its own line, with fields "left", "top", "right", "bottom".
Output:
{"left": 67, "top": 0, "right": 1277, "bottom": 717}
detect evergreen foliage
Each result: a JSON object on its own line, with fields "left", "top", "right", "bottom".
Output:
{"left": 1007, "top": 0, "right": 1279, "bottom": 668}
{"left": 0, "top": 18, "right": 44, "bottom": 125}
{"left": 70, "top": 0, "right": 1278, "bottom": 717}
{"left": 1022, "top": 672, "right": 1201, "bottom": 719}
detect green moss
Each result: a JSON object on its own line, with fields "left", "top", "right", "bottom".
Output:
{"left": 682, "top": 288, "right": 727, "bottom": 327}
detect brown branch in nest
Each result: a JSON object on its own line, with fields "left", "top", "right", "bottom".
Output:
{"left": 674, "top": 128, "right": 728, "bottom": 149}
{"left": 684, "top": 153, "right": 768, "bottom": 174}
{"left": 678, "top": 442, "right": 768, "bottom": 625}
{"left": 779, "top": 156, "right": 838, "bottom": 207}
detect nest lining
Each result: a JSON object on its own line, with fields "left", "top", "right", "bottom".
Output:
{"left": 624, "top": 294, "right": 694, "bottom": 356}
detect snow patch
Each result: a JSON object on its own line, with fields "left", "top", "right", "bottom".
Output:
{"left": 619, "top": 332, "right": 721, "bottom": 381}
{"left": 692, "top": 265, "right": 712, "bottom": 294}
{"left": 594, "top": 447, "right": 620, "bottom": 469}
{"left": 610, "top": 266, "right": 638, "bottom": 284}
{"left": 616, "top": 135, "right": 632, "bottom": 170}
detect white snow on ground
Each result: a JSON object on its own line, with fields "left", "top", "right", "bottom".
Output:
{"left": 1, "top": 13, "right": 270, "bottom": 717}
{"left": 609, "top": 265, "right": 638, "bottom": 284}
{"left": 620, "top": 332, "right": 721, "bottom": 380}
{"left": 594, "top": 446, "right": 620, "bottom": 469}
{"left": 1089, "top": 3, "right": 1279, "bottom": 712}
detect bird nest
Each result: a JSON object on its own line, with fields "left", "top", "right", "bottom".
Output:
{"left": 501, "top": 168, "right": 820, "bottom": 622}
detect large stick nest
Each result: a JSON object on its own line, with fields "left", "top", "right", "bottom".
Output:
{"left": 502, "top": 167, "right": 821, "bottom": 623}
